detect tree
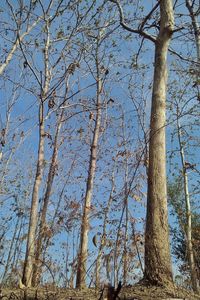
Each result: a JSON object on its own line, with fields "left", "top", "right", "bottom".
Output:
{"left": 166, "top": 0, "right": 200, "bottom": 291}
{"left": 168, "top": 177, "right": 200, "bottom": 289}
{"left": 76, "top": 31, "right": 104, "bottom": 289}
{"left": 144, "top": 0, "right": 174, "bottom": 285}
{"left": 32, "top": 109, "right": 64, "bottom": 287}
{"left": 109, "top": 0, "right": 174, "bottom": 285}
{"left": 22, "top": 86, "right": 46, "bottom": 288}
{"left": 21, "top": 1, "right": 80, "bottom": 286}
{"left": 176, "top": 115, "right": 198, "bottom": 291}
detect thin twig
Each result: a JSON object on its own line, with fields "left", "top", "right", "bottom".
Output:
{"left": 109, "top": 0, "right": 156, "bottom": 43}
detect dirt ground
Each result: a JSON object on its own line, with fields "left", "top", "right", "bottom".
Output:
{"left": 119, "top": 283, "right": 200, "bottom": 299}
{"left": 1, "top": 284, "right": 200, "bottom": 300}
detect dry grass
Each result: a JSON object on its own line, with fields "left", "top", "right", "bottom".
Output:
{"left": 0, "top": 284, "right": 199, "bottom": 300}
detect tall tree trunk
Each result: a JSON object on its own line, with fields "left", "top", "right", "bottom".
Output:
{"left": 40, "top": 158, "right": 76, "bottom": 269}
{"left": 177, "top": 116, "right": 198, "bottom": 292}
{"left": 183, "top": 1, "right": 199, "bottom": 292}
{"left": 76, "top": 65, "right": 102, "bottom": 289}
{"left": 22, "top": 102, "right": 45, "bottom": 287}
{"left": 144, "top": 0, "right": 174, "bottom": 285}
{"left": 122, "top": 145, "right": 129, "bottom": 286}
{"left": 22, "top": 19, "right": 51, "bottom": 287}
{"left": 31, "top": 112, "right": 63, "bottom": 287}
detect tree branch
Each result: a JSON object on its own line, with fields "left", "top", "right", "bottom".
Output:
{"left": 109, "top": 0, "right": 156, "bottom": 43}
{"left": 0, "top": 18, "right": 40, "bottom": 75}
{"left": 139, "top": 1, "right": 160, "bottom": 31}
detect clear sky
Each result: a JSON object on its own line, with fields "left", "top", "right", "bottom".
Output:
{"left": 0, "top": 0, "right": 199, "bottom": 287}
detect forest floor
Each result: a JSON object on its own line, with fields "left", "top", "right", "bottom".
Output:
{"left": 1, "top": 284, "right": 200, "bottom": 300}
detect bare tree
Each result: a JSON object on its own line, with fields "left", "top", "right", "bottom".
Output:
{"left": 108, "top": 0, "right": 174, "bottom": 285}
{"left": 76, "top": 35, "right": 103, "bottom": 289}
{"left": 176, "top": 113, "right": 199, "bottom": 292}
{"left": 22, "top": 100, "right": 46, "bottom": 287}
{"left": 20, "top": 0, "right": 87, "bottom": 286}
{"left": 31, "top": 110, "right": 63, "bottom": 287}
{"left": 22, "top": 6, "right": 52, "bottom": 287}
{"left": 144, "top": 0, "right": 174, "bottom": 285}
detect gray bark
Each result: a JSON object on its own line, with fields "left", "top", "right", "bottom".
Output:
{"left": 31, "top": 112, "right": 63, "bottom": 287}
{"left": 22, "top": 18, "right": 51, "bottom": 287}
{"left": 76, "top": 70, "right": 102, "bottom": 288}
{"left": 144, "top": 0, "right": 174, "bottom": 285}
{"left": 22, "top": 102, "right": 45, "bottom": 287}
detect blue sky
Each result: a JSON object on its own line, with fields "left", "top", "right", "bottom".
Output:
{"left": 0, "top": 0, "right": 199, "bottom": 287}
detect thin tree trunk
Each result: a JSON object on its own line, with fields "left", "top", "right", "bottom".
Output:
{"left": 96, "top": 168, "right": 116, "bottom": 288}
{"left": 22, "top": 18, "right": 51, "bottom": 287}
{"left": 36, "top": 157, "right": 77, "bottom": 281}
{"left": 123, "top": 193, "right": 128, "bottom": 286}
{"left": 32, "top": 112, "right": 63, "bottom": 287}
{"left": 114, "top": 202, "right": 125, "bottom": 288}
{"left": 1, "top": 215, "right": 20, "bottom": 283}
{"left": 177, "top": 116, "right": 198, "bottom": 292}
{"left": 22, "top": 102, "right": 45, "bottom": 287}
{"left": 186, "top": 0, "right": 200, "bottom": 107}
{"left": 122, "top": 131, "right": 129, "bottom": 286}
{"left": 114, "top": 163, "right": 128, "bottom": 288}
{"left": 144, "top": 0, "right": 174, "bottom": 285}
{"left": 11, "top": 215, "right": 24, "bottom": 274}
{"left": 182, "top": 1, "right": 199, "bottom": 292}
{"left": 76, "top": 56, "right": 102, "bottom": 288}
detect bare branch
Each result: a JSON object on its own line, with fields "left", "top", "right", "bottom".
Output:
{"left": 186, "top": 0, "right": 200, "bottom": 61}
{"left": 169, "top": 47, "right": 200, "bottom": 65}
{"left": 17, "top": 32, "right": 42, "bottom": 88}
{"left": 0, "top": 19, "right": 40, "bottom": 75}
{"left": 139, "top": 1, "right": 160, "bottom": 31}
{"left": 108, "top": 0, "right": 156, "bottom": 43}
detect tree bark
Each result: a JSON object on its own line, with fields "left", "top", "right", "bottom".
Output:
{"left": 76, "top": 65, "right": 102, "bottom": 289}
{"left": 22, "top": 18, "right": 51, "bottom": 287}
{"left": 22, "top": 102, "right": 45, "bottom": 287}
{"left": 144, "top": 0, "right": 174, "bottom": 285}
{"left": 31, "top": 112, "right": 63, "bottom": 287}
